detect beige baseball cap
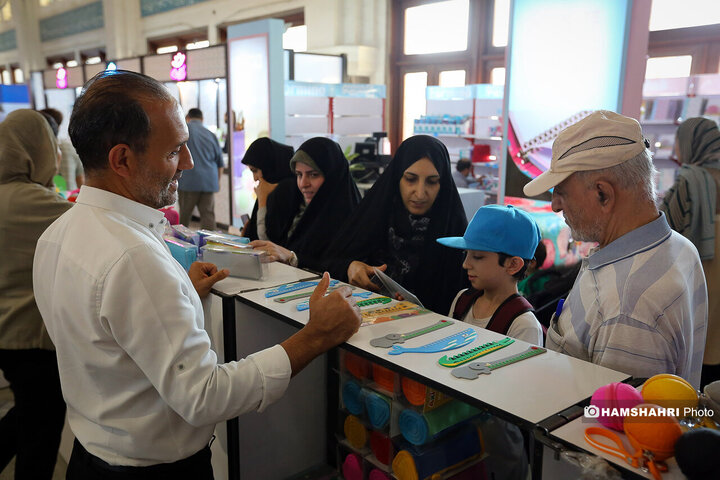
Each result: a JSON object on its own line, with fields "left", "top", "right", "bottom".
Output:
{"left": 523, "top": 110, "right": 648, "bottom": 197}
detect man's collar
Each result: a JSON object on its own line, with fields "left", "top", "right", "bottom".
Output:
{"left": 587, "top": 212, "right": 671, "bottom": 270}
{"left": 75, "top": 186, "right": 168, "bottom": 236}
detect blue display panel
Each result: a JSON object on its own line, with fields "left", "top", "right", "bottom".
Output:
{"left": 502, "top": 0, "right": 630, "bottom": 197}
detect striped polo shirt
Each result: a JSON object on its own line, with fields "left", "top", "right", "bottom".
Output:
{"left": 546, "top": 213, "right": 707, "bottom": 389}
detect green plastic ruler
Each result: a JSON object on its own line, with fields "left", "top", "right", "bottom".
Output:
{"left": 438, "top": 337, "right": 515, "bottom": 367}
{"left": 357, "top": 297, "right": 392, "bottom": 308}
{"left": 452, "top": 346, "right": 547, "bottom": 379}
{"left": 369, "top": 319, "right": 453, "bottom": 348}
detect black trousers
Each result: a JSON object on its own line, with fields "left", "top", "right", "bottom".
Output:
{"left": 67, "top": 440, "right": 214, "bottom": 480}
{"left": 0, "top": 349, "right": 66, "bottom": 479}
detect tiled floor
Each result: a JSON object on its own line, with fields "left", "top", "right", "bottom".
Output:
{"left": 0, "top": 387, "right": 67, "bottom": 480}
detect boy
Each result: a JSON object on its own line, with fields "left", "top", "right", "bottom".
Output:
{"left": 437, "top": 204, "right": 544, "bottom": 345}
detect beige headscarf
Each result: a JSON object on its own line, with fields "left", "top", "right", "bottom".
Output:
{"left": 0, "top": 109, "right": 59, "bottom": 188}
{"left": 0, "top": 109, "right": 70, "bottom": 350}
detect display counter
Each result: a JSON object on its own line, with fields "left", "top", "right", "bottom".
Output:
{"left": 210, "top": 263, "right": 689, "bottom": 480}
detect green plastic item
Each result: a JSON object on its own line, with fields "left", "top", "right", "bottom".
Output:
{"left": 438, "top": 337, "right": 515, "bottom": 367}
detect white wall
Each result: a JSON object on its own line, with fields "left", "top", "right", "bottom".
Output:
{"left": 1, "top": 0, "right": 388, "bottom": 86}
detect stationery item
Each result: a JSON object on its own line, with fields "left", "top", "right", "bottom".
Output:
{"left": 451, "top": 346, "right": 547, "bottom": 379}
{"left": 590, "top": 382, "right": 644, "bottom": 431}
{"left": 585, "top": 404, "right": 682, "bottom": 480}
{"left": 555, "top": 298, "right": 565, "bottom": 318}
{"left": 344, "top": 415, "right": 368, "bottom": 449}
{"left": 372, "top": 267, "right": 424, "bottom": 307}
{"left": 398, "top": 401, "right": 482, "bottom": 446}
{"left": 641, "top": 373, "right": 699, "bottom": 411}
{"left": 342, "top": 380, "right": 365, "bottom": 416}
{"left": 163, "top": 236, "right": 198, "bottom": 271}
{"left": 295, "top": 289, "right": 368, "bottom": 311}
{"left": 370, "top": 320, "right": 454, "bottom": 348}
{"left": 344, "top": 352, "right": 370, "bottom": 380}
{"left": 274, "top": 281, "right": 344, "bottom": 303}
{"left": 391, "top": 423, "right": 483, "bottom": 480}
{"left": 365, "top": 391, "right": 392, "bottom": 429}
{"left": 372, "top": 363, "right": 396, "bottom": 392}
{"left": 437, "top": 337, "right": 515, "bottom": 367}
{"left": 368, "top": 468, "right": 392, "bottom": 480}
{"left": 361, "top": 301, "right": 432, "bottom": 326}
{"left": 342, "top": 453, "right": 364, "bottom": 480}
{"left": 200, "top": 245, "right": 266, "bottom": 280}
{"left": 357, "top": 296, "right": 392, "bottom": 308}
{"left": 170, "top": 224, "right": 200, "bottom": 246}
{"left": 197, "top": 229, "right": 249, "bottom": 247}
{"left": 370, "top": 431, "right": 394, "bottom": 466}
{"left": 401, "top": 377, "right": 453, "bottom": 410}
{"left": 265, "top": 280, "right": 337, "bottom": 298}
{"left": 388, "top": 328, "right": 477, "bottom": 356}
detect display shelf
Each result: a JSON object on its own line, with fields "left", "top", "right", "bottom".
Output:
{"left": 640, "top": 74, "right": 720, "bottom": 195}
{"left": 284, "top": 80, "right": 386, "bottom": 153}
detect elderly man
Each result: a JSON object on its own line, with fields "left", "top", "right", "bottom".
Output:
{"left": 33, "top": 70, "right": 361, "bottom": 479}
{"left": 524, "top": 110, "right": 707, "bottom": 389}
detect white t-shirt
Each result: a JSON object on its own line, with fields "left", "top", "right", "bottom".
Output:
{"left": 34, "top": 186, "right": 292, "bottom": 466}
{"left": 448, "top": 289, "right": 544, "bottom": 345}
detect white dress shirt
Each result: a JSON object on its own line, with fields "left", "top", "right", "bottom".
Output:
{"left": 33, "top": 186, "right": 291, "bottom": 466}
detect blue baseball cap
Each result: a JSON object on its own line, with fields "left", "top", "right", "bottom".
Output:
{"left": 437, "top": 205, "right": 541, "bottom": 259}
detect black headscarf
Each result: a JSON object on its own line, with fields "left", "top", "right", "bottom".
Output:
{"left": 241, "top": 138, "right": 294, "bottom": 240}
{"left": 326, "top": 135, "right": 468, "bottom": 314}
{"left": 267, "top": 137, "right": 361, "bottom": 271}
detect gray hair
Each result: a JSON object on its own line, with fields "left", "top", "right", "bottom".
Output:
{"left": 575, "top": 149, "right": 658, "bottom": 204}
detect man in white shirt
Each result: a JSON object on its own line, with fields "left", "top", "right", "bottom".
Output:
{"left": 33, "top": 70, "right": 361, "bottom": 479}
{"left": 523, "top": 110, "right": 707, "bottom": 389}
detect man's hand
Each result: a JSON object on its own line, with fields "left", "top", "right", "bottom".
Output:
{"left": 188, "top": 261, "right": 230, "bottom": 298}
{"left": 281, "top": 273, "right": 361, "bottom": 375}
{"left": 249, "top": 240, "right": 293, "bottom": 263}
{"left": 347, "top": 261, "right": 387, "bottom": 292}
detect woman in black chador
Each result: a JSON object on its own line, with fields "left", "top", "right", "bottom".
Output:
{"left": 325, "top": 135, "right": 468, "bottom": 314}
{"left": 250, "top": 136, "right": 361, "bottom": 272}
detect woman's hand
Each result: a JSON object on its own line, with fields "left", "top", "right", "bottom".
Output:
{"left": 249, "top": 240, "right": 293, "bottom": 264}
{"left": 255, "top": 179, "right": 277, "bottom": 207}
{"left": 347, "top": 261, "right": 387, "bottom": 292}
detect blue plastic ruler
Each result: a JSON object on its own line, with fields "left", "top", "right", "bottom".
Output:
{"left": 296, "top": 292, "right": 374, "bottom": 311}
{"left": 266, "top": 280, "right": 339, "bottom": 299}
{"left": 388, "top": 328, "right": 477, "bottom": 355}
{"left": 451, "top": 346, "right": 547, "bottom": 379}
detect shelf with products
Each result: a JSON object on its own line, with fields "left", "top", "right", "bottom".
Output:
{"left": 284, "top": 81, "right": 387, "bottom": 154}
{"left": 640, "top": 74, "right": 720, "bottom": 194}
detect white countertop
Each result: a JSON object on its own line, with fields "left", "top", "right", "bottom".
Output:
{"left": 212, "top": 261, "right": 319, "bottom": 296}
{"left": 237, "top": 284, "right": 629, "bottom": 425}
{"left": 550, "top": 417, "right": 685, "bottom": 479}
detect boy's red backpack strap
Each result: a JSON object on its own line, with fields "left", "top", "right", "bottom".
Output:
{"left": 451, "top": 288, "right": 484, "bottom": 320}
{"left": 485, "top": 294, "right": 534, "bottom": 335}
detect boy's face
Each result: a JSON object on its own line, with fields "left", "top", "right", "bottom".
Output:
{"left": 462, "top": 250, "right": 523, "bottom": 290}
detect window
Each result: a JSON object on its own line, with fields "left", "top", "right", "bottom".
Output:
{"left": 492, "top": 0, "right": 510, "bottom": 47}
{"left": 404, "top": 0, "right": 469, "bottom": 55}
{"left": 439, "top": 69, "right": 466, "bottom": 87}
{"left": 186, "top": 40, "right": 210, "bottom": 50}
{"left": 645, "top": 55, "right": 693, "bottom": 79}
{"left": 1, "top": 70, "right": 11, "bottom": 85}
{"left": 650, "top": 0, "right": 720, "bottom": 31}
{"left": 13, "top": 67, "right": 23, "bottom": 83}
{"left": 283, "top": 25, "right": 307, "bottom": 52}
{"left": 157, "top": 45, "right": 178, "bottom": 54}
{"left": 490, "top": 67, "right": 505, "bottom": 85}
{"left": 0, "top": 1, "right": 11, "bottom": 22}
{"left": 402, "top": 72, "right": 428, "bottom": 140}
{"left": 390, "top": 0, "right": 507, "bottom": 152}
